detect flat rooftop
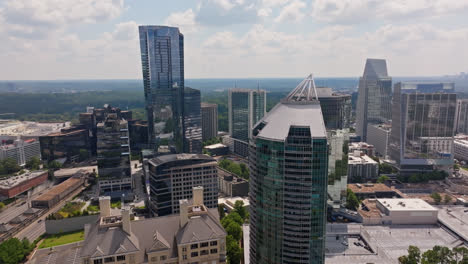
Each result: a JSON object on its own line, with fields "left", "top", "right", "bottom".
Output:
{"left": 0, "top": 171, "right": 47, "bottom": 189}
{"left": 204, "top": 143, "right": 227, "bottom": 149}
{"left": 377, "top": 198, "right": 436, "bottom": 211}
{"left": 54, "top": 166, "right": 96, "bottom": 178}
{"left": 348, "top": 183, "right": 394, "bottom": 194}
{"left": 348, "top": 153, "right": 377, "bottom": 165}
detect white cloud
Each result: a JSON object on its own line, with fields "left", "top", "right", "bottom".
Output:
{"left": 311, "top": 0, "right": 468, "bottom": 24}
{"left": 0, "top": 0, "right": 125, "bottom": 38}
{"left": 164, "top": 9, "right": 198, "bottom": 33}
{"left": 195, "top": 0, "right": 259, "bottom": 26}
{"left": 261, "top": 0, "right": 290, "bottom": 7}
{"left": 274, "top": 0, "right": 306, "bottom": 23}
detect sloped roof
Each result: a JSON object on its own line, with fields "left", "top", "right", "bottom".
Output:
{"left": 0, "top": 223, "right": 13, "bottom": 232}
{"left": 10, "top": 215, "right": 27, "bottom": 224}
{"left": 363, "top": 58, "right": 388, "bottom": 78}
{"left": 176, "top": 210, "right": 226, "bottom": 244}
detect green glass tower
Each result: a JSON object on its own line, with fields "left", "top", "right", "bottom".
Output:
{"left": 249, "top": 74, "right": 328, "bottom": 264}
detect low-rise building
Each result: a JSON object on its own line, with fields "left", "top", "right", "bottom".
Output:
{"left": 454, "top": 138, "right": 468, "bottom": 162}
{"left": 0, "top": 170, "right": 48, "bottom": 198}
{"left": 204, "top": 143, "right": 229, "bottom": 156}
{"left": 217, "top": 167, "right": 248, "bottom": 197}
{"left": 348, "top": 151, "right": 379, "bottom": 182}
{"left": 347, "top": 183, "right": 401, "bottom": 200}
{"left": 32, "top": 176, "right": 84, "bottom": 208}
{"left": 359, "top": 198, "right": 438, "bottom": 225}
{"left": 218, "top": 197, "right": 249, "bottom": 213}
{"left": 349, "top": 142, "right": 374, "bottom": 157}
{"left": 80, "top": 187, "right": 227, "bottom": 264}
{"left": 366, "top": 123, "right": 391, "bottom": 158}
{"left": 0, "top": 138, "right": 41, "bottom": 166}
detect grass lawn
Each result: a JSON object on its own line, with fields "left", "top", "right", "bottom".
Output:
{"left": 462, "top": 167, "right": 468, "bottom": 171}
{"left": 87, "top": 204, "right": 99, "bottom": 212}
{"left": 39, "top": 230, "right": 85, "bottom": 249}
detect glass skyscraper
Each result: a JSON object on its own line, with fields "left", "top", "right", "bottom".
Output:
{"left": 183, "top": 87, "right": 202, "bottom": 153}
{"left": 249, "top": 75, "right": 328, "bottom": 264}
{"left": 316, "top": 87, "right": 352, "bottom": 208}
{"left": 389, "top": 82, "right": 456, "bottom": 175}
{"left": 139, "top": 26, "right": 184, "bottom": 151}
{"left": 228, "top": 89, "right": 266, "bottom": 156}
{"left": 356, "top": 59, "right": 392, "bottom": 141}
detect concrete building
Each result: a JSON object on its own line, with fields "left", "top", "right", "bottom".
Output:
{"left": 96, "top": 109, "right": 132, "bottom": 197}
{"left": 454, "top": 138, "right": 468, "bottom": 162}
{"left": 32, "top": 176, "right": 85, "bottom": 208}
{"left": 389, "top": 82, "right": 456, "bottom": 175}
{"left": 228, "top": 88, "right": 266, "bottom": 157}
{"left": 217, "top": 167, "right": 249, "bottom": 197}
{"left": 349, "top": 142, "right": 374, "bottom": 157}
{"left": 0, "top": 138, "right": 41, "bottom": 166}
{"left": 249, "top": 75, "right": 328, "bottom": 264}
{"left": 0, "top": 170, "right": 48, "bottom": 198}
{"left": 347, "top": 183, "right": 401, "bottom": 200}
{"left": 201, "top": 103, "right": 218, "bottom": 141}
{"left": 360, "top": 198, "right": 438, "bottom": 225}
{"left": 80, "top": 187, "right": 227, "bottom": 264}
{"left": 147, "top": 154, "right": 218, "bottom": 216}
{"left": 355, "top": 59, "right": 392, "bottom": 141}
{"left": 218, "top": 196, "right": 249, "bottom": 213}
{"left": 366, "top": 123, "right": 391, "bottom": 158}
{"left": 348, "top": 151, "right": 379, "bottom": 182}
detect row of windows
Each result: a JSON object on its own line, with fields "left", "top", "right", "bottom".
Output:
{"left": 91, "top": 255, "right": 126, "bottom": 264}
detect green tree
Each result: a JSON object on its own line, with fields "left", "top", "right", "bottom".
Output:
{"left": 430, "top": 192, "right": 442, "bottom": 204}
{"left": 25, "top": 156, "right": 41, "bottom": 170}
{"left": 0, "top": 158, "right": 21, "bottom": 175}
{"left": 399, "top": 245, "right": 421, "bottom": 264}
{"left": 225, "top": 222, "right": 242, "bottom": 241}
{"left": 0, "top": 202, "right": 5, "bottom": 211}
{"left": 421, "top": 246, "right": 453, "bottom": 264}
{"left": 233, "top": 201, "right": 247, "bottom": 221}
{"left": 239, "top": 163, "right": 249, "bottom": 179}
{"left": 377, "top": 175, "right": 390, "bottom": 183}
{"left": 346, "top": 188, "right": 360, "bottom": 210}
{"left": 226, "top": 235, "right": 242, "bottom": 264}
{"left": 0, "top": 237, "right": 33, "bottom": 264}
{"left": 443, "top": 194, "right": 453, "bottom": 204}
{"left": 48, "top": 160, "right": 62, "bottom": 170}
{"left": 379, "top": 163, "right": 394, "bottom": 174}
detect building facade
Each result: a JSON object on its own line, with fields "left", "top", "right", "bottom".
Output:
{"left": 183, "top": 87, "right": 202, "bottom": 153}
{"left": 147, "top": 154, "right": 218, "bottom": 217}
{"left": 96, "top": 110, "right": 132, "bottom": 196}
{"left": 0, "top": 139, "right": 41, "bottom": 166}
{"left": 80, "top": 187, "right": 227, "bottom": 264}
{"left": 356, "top": 59, "right": 392, "bottom": 141}
{"left": 367, "top": 123, "right": 391, "bottom": 158}
{"left": 454, "top": 139, "right": 468, "bottom": 162}
{"left": 201, "top": 103, "right": 218, "bottom": 141}
{"left": 228, "top": 89, "right": 266, "bottom": 157}
{"left": 139, "top": 25, "right": 184, "bottom": 151}
{"left": 348, "top": 151, "right": 379, "bottom": 182}
{"left": 0, "top": 171, "right": 48, "bottom": 198}
{"left": 249, "top": 76, "right": 328, "bottom": 264}
{"left": 389, "top": 82, "right": 456, "bottom": 175}
{"left": 455, "top": 99, "right": 468, "bottom": 134}
{"left": 39, "top": 127, "right": 91, "bottom": 163}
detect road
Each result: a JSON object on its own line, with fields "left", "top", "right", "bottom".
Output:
{"left": 0, "top": 181, "right": 53, "bottom": 224}
{"left": 15, "top": 186, "right": 86, "bottom": 242}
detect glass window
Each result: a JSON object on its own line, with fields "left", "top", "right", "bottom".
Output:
{"left": 116, "top": 255, "right": 125, "bottom": 261}
{"left": 200, "top": 250, "right": 209, "bottom": 256}
{"left": 191, "top": 243, "right": 198, "bottom": 249}
{"left": 200, "top": 242, "right": 209, "bottom": 248}
{"left": 210, "top": 249, "right": 218, "bottom": 254}
{"left": 191, "top": 252, "right": 199, "bottom": 257}
{"left": 210, "top": 241, "right": 217, "bottom": 246}
{"left": 94, "top": 260, "right": 103, "bottom": 264}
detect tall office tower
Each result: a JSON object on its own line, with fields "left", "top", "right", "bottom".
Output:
{"left": 356, "top": 58, "right": 392, "bottom": 141}
{"left": 139, "top": 26, "right": 184, "bottom": 151}
{"left": 96, "top": 110, "right": 132, "bottom": 196}
{"left": 183, "top": 87, "right": 202, "bottom": 153}
{"left": 249, "top": 75, "right": 328, "bottom": 264}
{"left": 201, "top": 103, "right": 218, "bottom": 141}
{"left": 228, "top": 88, "right": 266, "bottom": 156}
{"left": 315, "top": 86, "right": 352, "bottom": 208}
{"left": 455, "top": 99, "right": 468, "bottom": 134}
{"left": 147, "top": 154, "right": 218, "bottom": 216}
{"left": 389, "top": 82, "right": 456, "bottom": 175}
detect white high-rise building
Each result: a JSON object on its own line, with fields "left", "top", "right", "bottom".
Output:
{"left": 0, "top": 138, "right": 41, "bottom": 166}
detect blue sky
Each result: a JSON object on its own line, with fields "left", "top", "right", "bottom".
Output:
{"left": 0, "top": 0, "right": 468, "bottom": 80}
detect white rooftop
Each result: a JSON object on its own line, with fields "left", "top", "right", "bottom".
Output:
{"left": 204, "top": 143, "right": 227, "bottom": 149}
{"left": 377, "top": 198, "right": 436, "bottom": 212}
{"left": 254, "top": 102, "right": 326, "bottom": 141}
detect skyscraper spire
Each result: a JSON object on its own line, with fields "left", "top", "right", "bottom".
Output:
{"left": 284, "top": 74, "right": 318, "bottom": 102}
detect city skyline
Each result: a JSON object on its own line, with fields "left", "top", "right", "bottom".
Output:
{"left": 1, "top": 0, "right": 468, "bottom": 80}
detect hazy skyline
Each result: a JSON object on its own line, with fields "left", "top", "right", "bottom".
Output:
{"left": 1, "top": 0, "right": 468, "bottom": 80}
